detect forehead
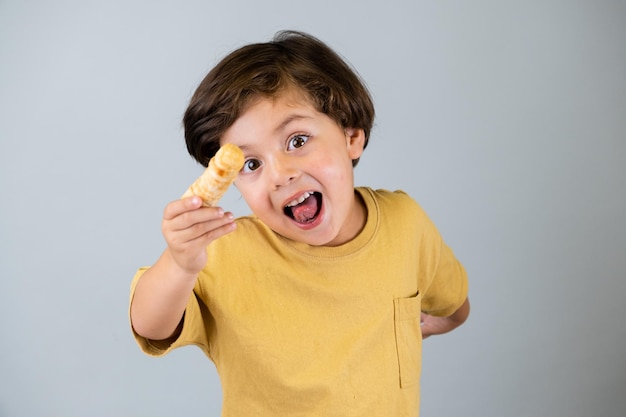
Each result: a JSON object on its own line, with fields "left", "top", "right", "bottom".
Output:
{"left": 229, "top": 89, "right": 315, "bottom": 131}
{"left": 245, "top": 86, "right": 315, "bottom": 112}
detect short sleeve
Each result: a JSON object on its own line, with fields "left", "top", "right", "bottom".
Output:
{"left": 128, "top": 268, "right": 212, "bottom": 358}
{"left": 420, "top": 240, "right": 468, "bottom": 317}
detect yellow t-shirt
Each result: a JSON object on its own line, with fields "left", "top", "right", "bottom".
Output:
{"left": 130, "top": 188, "right": 468, "bottom": 416}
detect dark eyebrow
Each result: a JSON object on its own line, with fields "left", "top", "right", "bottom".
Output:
{"left": 230, "top": 113, "right": 314, "bottom": 153}
{"left": 274, "top": 114, "right": 313, "bottom": 134}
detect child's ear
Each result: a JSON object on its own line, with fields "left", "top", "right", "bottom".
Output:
{"left": 345, "top": 128, "right": 366, "bottom": 160}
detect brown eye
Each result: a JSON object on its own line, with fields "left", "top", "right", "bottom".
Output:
{"left": 288, "top": 135, "right": 309, "bottom": 150}
{"left": 243, "top": 159, "right": 261, "bottom": 172}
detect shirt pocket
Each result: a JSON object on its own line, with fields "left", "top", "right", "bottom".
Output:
{"left": 393, "top": 292, "right": 422, "bottom": 388}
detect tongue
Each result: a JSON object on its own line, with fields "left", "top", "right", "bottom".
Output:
{"left": 291, "top": 195, "right": 319, "bottom": 223}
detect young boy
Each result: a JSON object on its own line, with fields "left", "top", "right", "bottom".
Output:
{"left": 130, "top": 30, "right": 469, "bottom": 416}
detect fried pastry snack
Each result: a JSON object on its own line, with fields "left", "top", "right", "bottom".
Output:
{"left": 182, "top": 143, "right": 245, "bottom": 207}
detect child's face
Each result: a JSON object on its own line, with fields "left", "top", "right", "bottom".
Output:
{"left": 222, "top": 88, "right": 366, "bottom": 246}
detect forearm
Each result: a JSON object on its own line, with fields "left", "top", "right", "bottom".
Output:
{"left": 130, "top": 249, "right": 199, "bottom": 340}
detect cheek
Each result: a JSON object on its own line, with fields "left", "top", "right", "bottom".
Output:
{"left": 235, "top": 183, "right": 262, "bottom": 209}
{"left": 317, "top": 155, "right": 354, "bottom": 185}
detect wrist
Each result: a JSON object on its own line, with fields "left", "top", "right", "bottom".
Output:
{"left": 161, "top": 249, "right": 202, "bottom": 283}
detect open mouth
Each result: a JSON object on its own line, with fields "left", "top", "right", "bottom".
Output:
{"left": 284, "top": 191, "right": 322, "bottom": 224}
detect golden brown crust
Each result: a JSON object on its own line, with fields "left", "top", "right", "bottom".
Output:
{"left": 182, "top": 143, "right": 244, "bottom": 206}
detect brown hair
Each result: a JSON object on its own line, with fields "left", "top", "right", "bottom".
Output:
{"left": 183, "top": 30, "right": 375, "bottom": 167}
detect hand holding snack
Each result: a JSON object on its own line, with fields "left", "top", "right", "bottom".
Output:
{"left": 158, "top": 143, "right": 245, "bottom": 274}
{"left": 182, "top": 143, "right": 245, "bottom": 207}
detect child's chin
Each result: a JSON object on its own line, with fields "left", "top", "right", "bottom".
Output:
{"left": 282, "top": 225, "right": 333, "bottom": 247}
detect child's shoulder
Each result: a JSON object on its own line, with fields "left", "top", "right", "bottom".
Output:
{"left": 361, "top": 187, "right": 433, "bottom": 228}
{"left": 363, "top": 188, "right": 441, "bottom": 242}
{"left": 361, "top": 187, "right": 423, "bottom": 212}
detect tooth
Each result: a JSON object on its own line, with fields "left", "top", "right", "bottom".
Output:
{"left": 297, "top": 192, "right": 310, "bottom": 204}
{"left": 287, "top": 191, "right": 311, "bottom": 207}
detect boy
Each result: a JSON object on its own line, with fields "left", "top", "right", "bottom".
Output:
{"left": 130, "top": 30, "right": 469, "bottom": 416}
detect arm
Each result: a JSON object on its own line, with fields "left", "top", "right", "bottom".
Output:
{"left": 420, "top": 297, "right": 470, "bottom": 339}
{"left": 130, "top": 196, "right": 236, "bottom": 341}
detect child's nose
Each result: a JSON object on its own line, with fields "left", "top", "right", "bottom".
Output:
{"left": 269, "top": 156, "right": 299, "bottom": 189}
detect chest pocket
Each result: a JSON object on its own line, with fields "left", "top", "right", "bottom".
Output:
{"left": 393, "top": 292, "right": 422, "bottom": 388}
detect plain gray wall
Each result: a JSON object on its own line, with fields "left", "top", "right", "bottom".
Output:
{"left": 1, "top": 1, "right": 625, "bottom": 416}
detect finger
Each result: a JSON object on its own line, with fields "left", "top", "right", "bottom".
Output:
{"left": 192, "top": 216, "right": 237, "bottom": 245}
{"left": 165, "top": 204, "right": 226, "bottom": 234}
{"left": 163, "top": 196, "right": 204, "bottom": 221}
{"left": 184, "top": 211, "right": 235, "bottom": 241}
{"left": 166, "top": 211, "right": 235, "bottom": 246}
{"left": 167, "top": 218, "right": 236, "bottom": 273}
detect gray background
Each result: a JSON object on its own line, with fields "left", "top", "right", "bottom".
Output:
{"left": 1, "top": 1, "right": 625, "bottom": 416}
